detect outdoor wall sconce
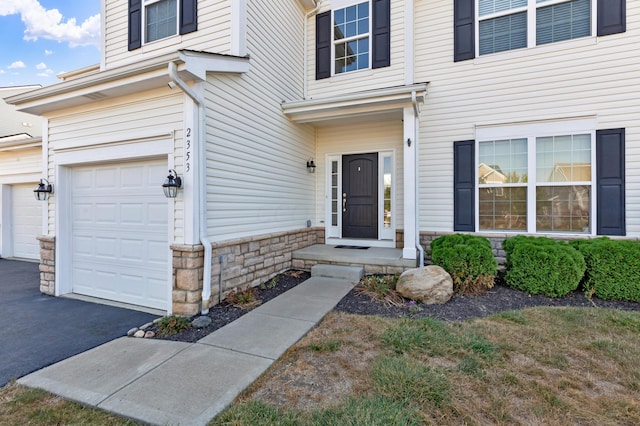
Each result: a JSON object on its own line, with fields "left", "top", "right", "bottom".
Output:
{"left": 307, "top": 159, "right": 316, "bottom": 173}
{"left": 162, "top": 169, "right": 182, "bottom": 198}
{"left": 33, "top": 178, "right": 53, "bottom": 201}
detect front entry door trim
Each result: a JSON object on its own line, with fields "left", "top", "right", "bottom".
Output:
{"left": 325, "top": 150, "right": 395, "bottom": 247}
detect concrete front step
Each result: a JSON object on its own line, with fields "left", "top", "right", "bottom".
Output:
{"left": 311, "top": 264, "right": 364, "bottom": 282}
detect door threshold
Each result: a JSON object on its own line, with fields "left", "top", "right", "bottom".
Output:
{"left": 325, "top": 238, "right": 395, "bottom": 248}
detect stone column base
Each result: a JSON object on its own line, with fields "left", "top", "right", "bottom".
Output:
{"left": 37, "top": 235, "right": 55, "bottom": 295}
{"left": 171, "top": 244, "right": 205, "bottom": 316}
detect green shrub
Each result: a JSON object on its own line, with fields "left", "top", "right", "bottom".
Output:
{"left": 431, "top": 234, "right": 498, "bottom": 294}
{"left": 504, "top": 236, "right": 585, "bottom": 297}
{"left": 570, "top": 238, "right": 640, "bottom": 302}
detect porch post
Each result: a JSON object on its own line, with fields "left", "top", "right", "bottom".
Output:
{"left": 403, "top": 106, "right": 417, "bottom": 260}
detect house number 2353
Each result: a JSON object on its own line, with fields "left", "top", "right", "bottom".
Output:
{"left": 185, "top": 128, "right": 192, "bottom": 173}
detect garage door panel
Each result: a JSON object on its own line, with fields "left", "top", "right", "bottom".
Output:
{"left": 71, "top": 159, "right": 168, "bottom": 310}
{"left": 11, "top": 183, "right": 41, "bottom": 259}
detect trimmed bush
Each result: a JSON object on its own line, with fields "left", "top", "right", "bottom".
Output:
{"left": 431, "top": 234, "right": 498, "bottom": 294}
{"left": 570, "top": 238, "right": 640, "bottom": 302}
{"left": 504, "top": 236, "right": 585, "bottom": 297}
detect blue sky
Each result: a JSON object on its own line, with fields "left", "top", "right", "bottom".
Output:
{"left": 0, "top": 0, "right": 101, "bottom": 87}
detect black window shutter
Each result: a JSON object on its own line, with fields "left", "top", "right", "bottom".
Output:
{"left": 597, "top": 0, "right": 626, "bottom": 36}
{"left": 454, "top": 0, "right": 475, "bottom": 62}
{"left": 454, "top": 140, "right": 475, "bottom": 231}
{"left": 180, "top": 0, "right": 198, "bottom": 35}
{"left": 596, "top": 129, "right": 626, "bottom": 236}
{"left": 372, "top": 0, "right": 391, "bottom": 69}
{"left": 316, "top": 11, "right": 331, "bottom": 80}
{"left": 128, "top": 0, "right": 142, "bottom": 51}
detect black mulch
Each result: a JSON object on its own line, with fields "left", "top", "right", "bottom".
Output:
{"left": 149, "top": 271, "right": 311, "bottom": 343}
{"left": 151, "top": 270, "right": 640, "bottom": 343}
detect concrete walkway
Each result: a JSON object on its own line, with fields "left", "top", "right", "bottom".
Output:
{"left": 18, "top": 273, "right": 357, "bottom": 425}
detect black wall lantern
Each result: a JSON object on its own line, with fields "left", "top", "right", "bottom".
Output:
{"left": 34, "top": 178, "right": 53, "bottom": 201}
{"left": 162, "top": 169, "right": 182, "bottom": 198}
{"left": 306, "top": 159, "right": 316, "bottom": 173}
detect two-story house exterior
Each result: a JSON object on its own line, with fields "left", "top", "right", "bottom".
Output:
{"left": 7, "top": 0, "right": 637, "bottom": 315}
{"left": 0, "top": 85, "right": 44, "bottom": 261}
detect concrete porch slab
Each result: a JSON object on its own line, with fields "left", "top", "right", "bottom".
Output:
{"left": 17, "top": 338, "right": 190, "bottom": 406}
{"left": 293, "top": 244, "right": 417, "bottom": 268}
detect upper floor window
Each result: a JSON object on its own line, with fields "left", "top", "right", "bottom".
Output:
{"left": 334, "top": 2, "right": 370, "bottom": 74}
{"left": 315, "top": 0, "right": 390, "bottom": 80}
{"left": 145, "top": 0, "right": 178, "bottom": 43}
{"left": 478, "top": 0, "right": 591, "bottom": 55}
{"left": 128, "top": 0, "right": 198, "bottom": 51}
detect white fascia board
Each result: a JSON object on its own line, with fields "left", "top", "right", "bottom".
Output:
{"left": 282, "top": 83, "right": 428, "bottom": 123}
{"left": 6, "top": 51, "right": 250, "bottom": 115}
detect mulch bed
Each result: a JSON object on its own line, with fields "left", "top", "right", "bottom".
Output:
{"left": 151, "top": 270, "right": 640, "bottom": 343}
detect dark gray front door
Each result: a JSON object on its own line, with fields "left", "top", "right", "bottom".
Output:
{"left": 342, "top": 153, "right": 378, "bottom": 239}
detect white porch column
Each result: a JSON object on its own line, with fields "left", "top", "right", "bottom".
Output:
{"left": 403, "top": 106, "right": 417, "bottom": 260}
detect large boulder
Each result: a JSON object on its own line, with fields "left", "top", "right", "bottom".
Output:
{"left": 396, "top": 266, "right": 453, "bottom": 304}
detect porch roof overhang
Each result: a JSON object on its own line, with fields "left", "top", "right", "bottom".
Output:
{"left": 5, "top": 50, "right": 250, "bottom": 115}
{"left": 282, "top": 83, "right": 428, "bottom": 124}
{"left": 0, "top": 135, "right": 42, "bottom": 152}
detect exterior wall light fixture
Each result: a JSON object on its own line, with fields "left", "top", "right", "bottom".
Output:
{"left": 306, "top": 159, "right": 316, "bottom": 173}
{"left": 34, "top": 178, "right": 53, "bottom": 201}
{"left": 162, "top": 169, "right": 182, "bottom": 198}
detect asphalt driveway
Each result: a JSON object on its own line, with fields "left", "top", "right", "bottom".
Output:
{"left": 0, "top": 258, "right": 158, "bottom": 387}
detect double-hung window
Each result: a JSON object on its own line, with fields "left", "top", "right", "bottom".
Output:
{"left": 334, "top": 2, "right": 370, "bottom": 74}
{"left": 478, "top": 0, "right": 592, "bottom": 55}
{"left": 315, "top": 0, "right": 390, "bottom": 79}
{"left": 144, "top": 0, "right": 178, "bottom": 43}
{"left": 477, "top": 124, "right": 594, "bottom": 233}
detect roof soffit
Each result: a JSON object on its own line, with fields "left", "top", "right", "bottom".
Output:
{"left": 6, "top": 51, "right": 250, "bottom": 115}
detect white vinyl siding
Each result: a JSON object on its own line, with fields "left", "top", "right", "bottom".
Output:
{"left": 415, "top": 0, "right": 640, "bottom": 236}
{"left": 316, "top": 120, "right": 404, "bottom": 231}
{"left": 103, "top": 0, "right": 233, "bottom": 69}
{"left": 306, "top": 0, "right": 405, "bottom": 99}
{"left": 46, "top": 89, "right": 184, "bottom": 241}
{"left": 0, "top": 148, "right": 41, "bottom": 181}
{"left": 204, "top": 0, "right": 315, "bottom": 242}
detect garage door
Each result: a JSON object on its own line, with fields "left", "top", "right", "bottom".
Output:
{"left": 71, "top": 159, "right": 168, "bottom": 309}
{"left": 11, "top": 183, "right": 41, "bottom": 260}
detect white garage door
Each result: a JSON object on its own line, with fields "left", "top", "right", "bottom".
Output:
{"left": 11, "top": 183, "right": 41, "bottom": 260}
{"left": 71, "top": 159, "right": 168, "bottom": 309}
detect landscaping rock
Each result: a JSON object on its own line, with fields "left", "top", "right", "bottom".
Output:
{"left": 127, "top": 327, "right": 138, "bottom": 337}
{"left": 192, "top": 316, "right": 212, "bottom": 328}
{"left": 396, "top": 266, "right": 453, "bottom": 304}
{"left": 144, "top": 331, "right": 155, "bottom": 338}
{"left": 133, "top": 330, "right": 145, "bottom": 338}
{"left": 140, "top": 322, "right": 153, "bottom": 331}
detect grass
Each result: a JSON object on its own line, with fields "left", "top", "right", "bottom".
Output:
{"left": 215, "top": 307, "right": 640, "bottom": 425}
{"left": 2, "top": 307, "right": 639, "bottom": 425}
{"left": 0, "top": 382, "right": 138, "bottom": 425}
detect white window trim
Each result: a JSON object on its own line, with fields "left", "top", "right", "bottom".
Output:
{"left": 475, "top": 118, "right": 597, "bottom": 235}
{"left": 331, "top": 0, "right": 372, "bottom": 76}
{"left": 475, "top": 0, "right": 597, "bottom": 56}
{"left": 143, "top": 0, "right": 180, "bottom": 46}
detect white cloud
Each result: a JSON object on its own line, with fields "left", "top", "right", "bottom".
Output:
{"left": 0, "top": 0, "right": 100, "bottom": 48}
{"left": 36, "top": 62, "right": 47, "bottom": 70}
{"left": 44, "top": 49, "right": 53, "bottom": 55}
{"left": 0, "top": 70, "right": 5, "bottom": 74}
{"left": 8, "top": 61, "right": 26, "bottom": 69}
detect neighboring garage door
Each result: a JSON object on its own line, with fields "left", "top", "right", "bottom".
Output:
{"left": 11, "top": 183, "right": 41, "bottom": 260}
{"left": 71, "top": 159, "right": 168, "bottom": 309}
